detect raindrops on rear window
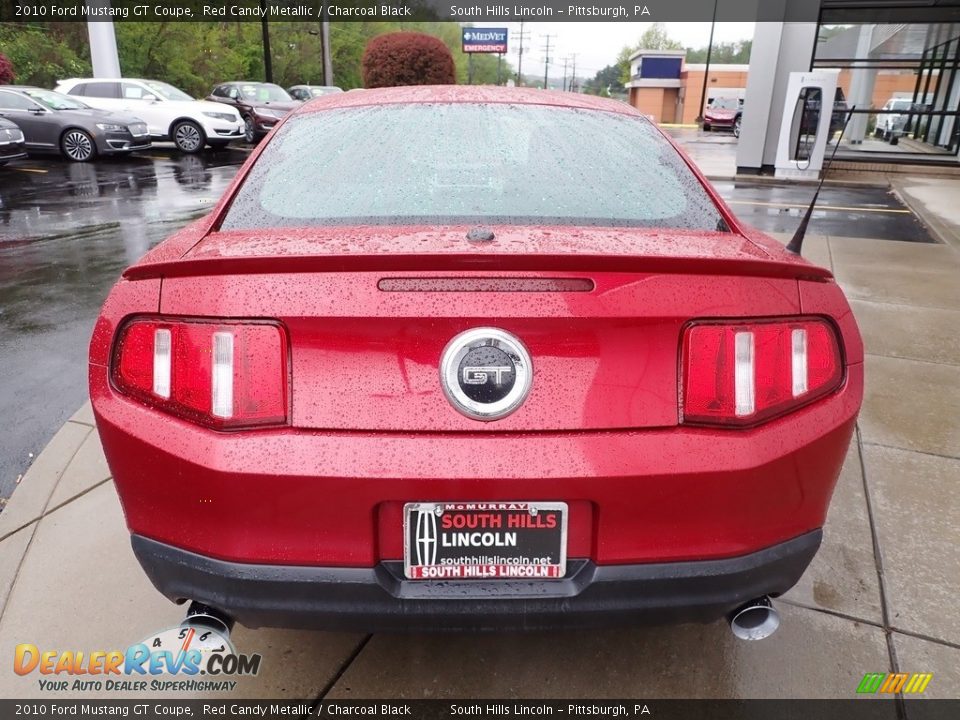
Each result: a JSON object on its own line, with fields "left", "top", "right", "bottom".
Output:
{"left": 220, "top": 104, "right": 726, "bottom": 233}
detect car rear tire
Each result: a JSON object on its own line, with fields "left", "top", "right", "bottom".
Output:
{"left": 61, "top": 129, "right": 97, "bottom": 162}
{"left": 703, "top": 123, "right": 711, "bottom": 132}
{"left": 243, "top": 116, "right": 257, "bottom": 144}
{"left": 173, "top": 121, "right": 205, "bottom": 154}
{"left": 733, "top": 116, "right": 741, "bottom": 139}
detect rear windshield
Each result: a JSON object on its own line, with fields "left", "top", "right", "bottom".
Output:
{"left": 220, "top": 103, "right": 726, "bottom": 231}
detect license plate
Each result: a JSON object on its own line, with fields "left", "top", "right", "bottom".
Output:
{"left": 403, "top": 502, "right": 567, "bottom": 580}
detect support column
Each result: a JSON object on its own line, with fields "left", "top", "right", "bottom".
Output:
{"left": 847, "top": 25, "right": 878, "bottom": 144}
{"left": 86, "top": 2, "right": 121, "bottom": 77}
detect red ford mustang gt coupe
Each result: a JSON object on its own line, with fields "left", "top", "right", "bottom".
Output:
{"left": 90, "top": 86, "right": 862, "bottom": 637}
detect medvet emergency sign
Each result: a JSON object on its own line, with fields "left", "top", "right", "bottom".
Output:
{"left": 462, "top": 28, "right": 509, "bottom": 53}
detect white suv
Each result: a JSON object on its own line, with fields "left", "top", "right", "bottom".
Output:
{"left": 55, "top": 78, "right": 244, "bottom": 153}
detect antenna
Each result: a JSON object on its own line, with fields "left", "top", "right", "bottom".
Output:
{"left": 785, "top": 105, "right": 857, "bottom": 256}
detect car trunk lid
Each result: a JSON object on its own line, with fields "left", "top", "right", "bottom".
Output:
{"left": 151, "top": 226, "right": 818, "bottom": 432}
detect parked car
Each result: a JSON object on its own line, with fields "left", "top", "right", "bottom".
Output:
{"left": 703, "top": 97, "right": 742, "bottom": 136}
{"left": 55, "top": 78, "right": 244, "bottom": 153}
{"left": 92, "top": 86, "right": 863, "bottom": 636}
{"left": 0, "top": 117, "right": 28, "bottom": 165}
{"left": 875, "top": 97, "right": 913, "bottom": 142}
{"left": 800, "top": 87, "right": 849, "bottom": 139}
{"left": 0, "top": 86, "right": 150, "bottom": 162}
{"left": 286, "top": 85, "right": 344, "bottom": 101}
{"left": 206, "top": 82, "right": 299, "bottom": 143}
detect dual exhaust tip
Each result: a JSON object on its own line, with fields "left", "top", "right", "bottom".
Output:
{"left": 182, "top": 601, "right": 235, "bottom": 638}
{"left": 729, "top": 596, "right": 781, "bottom": 641}
{"left": 180, "top": 597, "right": 780, "bottom": 642}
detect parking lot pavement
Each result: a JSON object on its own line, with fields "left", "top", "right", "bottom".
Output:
{"left": 0, "top": 151, "right": 247, "bottom": 500}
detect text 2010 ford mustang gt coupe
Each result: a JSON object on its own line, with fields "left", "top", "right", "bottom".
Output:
{"left": 90, "top": 87, "right": 862, "bottom": 638}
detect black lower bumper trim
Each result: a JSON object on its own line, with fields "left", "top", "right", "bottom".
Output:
{"left": 131, "top": 530, "right": 821, "bottom": 631}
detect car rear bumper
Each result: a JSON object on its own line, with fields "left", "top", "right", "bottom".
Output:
{"left": 131, "top": 529, "right": 821, "bottom": 631}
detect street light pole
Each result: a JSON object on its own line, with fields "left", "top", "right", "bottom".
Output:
{"left": 696, "top": 0, "right": 718, "bottom": 122}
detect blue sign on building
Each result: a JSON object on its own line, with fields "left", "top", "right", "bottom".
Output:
{"left": 462, "top": 28, "right": 508, "bottom": 54}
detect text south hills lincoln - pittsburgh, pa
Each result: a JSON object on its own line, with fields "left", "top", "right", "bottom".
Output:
{"left": 449, "top": 5, "right": 650, "bottom": 18}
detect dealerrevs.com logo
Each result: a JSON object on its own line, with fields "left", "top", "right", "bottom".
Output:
{"left": 14, "top": 625, "right": 262, "bottom": 693}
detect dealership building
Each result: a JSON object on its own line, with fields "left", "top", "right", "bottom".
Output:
{"left": 626, "top": 1, "right": 960, "bottom": 172}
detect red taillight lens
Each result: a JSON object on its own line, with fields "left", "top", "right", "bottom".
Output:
{"left": 112, "top": 318, "right": 288, "bottom": 429}
{"left": 681, "top": 318, "right": 843, "bottom": 427}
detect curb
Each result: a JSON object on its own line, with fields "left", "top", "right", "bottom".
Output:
{"left": 887, "top": 176, "right": 960, "bottom": 250}
{"left": 0, "top": 402, "right": 106, "bottom": 618}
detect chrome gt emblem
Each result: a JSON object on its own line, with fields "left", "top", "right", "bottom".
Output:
{"left": 440, "top": 328, "right": 532, "bottom": 421}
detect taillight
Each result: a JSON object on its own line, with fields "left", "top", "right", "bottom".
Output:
{"left": 681, "top": 317, "right": 843, "bottom": 427}
{"left": 112, "top": 318, "right": 288, "bottom": 429}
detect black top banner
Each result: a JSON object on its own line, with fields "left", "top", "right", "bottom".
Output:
{"left": 3, "top": 700, "right": 960, "bottom": 719}
{"left": 0, "top": 0, "right": 863, "bottom": 24}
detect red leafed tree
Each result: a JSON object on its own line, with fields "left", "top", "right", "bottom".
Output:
{"left": 362, "top": 32, "right": 456, "bottom": 88}
{"left": 0, "top": 53, "right": 14, "bottom": 85}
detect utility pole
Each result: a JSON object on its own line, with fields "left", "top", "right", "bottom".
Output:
{"left": 259, "top": 1, "right": 273, "bottom": 82}
{"left": 562, "top": 56, "right": 569, "bottom": 91}
{"left": 569, "top": 54, "right": 578, "bottom": 92}
{"left": 515, "top": 22, "right": 531, "bottom": 86}
{"left": 541, "top": 34, "right": 556, "bottom": 90}
{"left": 321, "top": 13, "right": 332, "bottom": 86}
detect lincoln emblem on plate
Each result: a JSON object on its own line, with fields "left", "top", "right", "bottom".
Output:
{"left": 440, "top": 328, "right": 533, "bottom": 420}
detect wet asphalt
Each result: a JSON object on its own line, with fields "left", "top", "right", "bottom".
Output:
{"left": 0, "top": 149, "right": 937, "bottom": 500}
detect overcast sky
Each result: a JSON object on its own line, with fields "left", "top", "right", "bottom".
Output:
{"left": 471, "top": 22, "right": 755, "bottom": 79}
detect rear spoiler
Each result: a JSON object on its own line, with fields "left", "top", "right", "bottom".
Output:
{"left": 123, "top": 253, "right": 834, "bottom": 282}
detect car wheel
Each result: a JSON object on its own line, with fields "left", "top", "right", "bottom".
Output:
{"left": 173, "top": 121, "right": 205, "bottom": 154}
{"left": 733, "top": 116, "right": 741, "bottom": 139}
{"left": 61, "top": 129, "right": 97, "bottom": 162}
{"left": 243, "top": 116, "right": 257, "bottom": 144}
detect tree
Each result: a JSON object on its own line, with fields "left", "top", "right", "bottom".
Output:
{"left": 362, "top": 31, "right": 455, "bottom": 88}
{"left": 0, "top": 52, "right": 13, "bottom": 84}
{"left": 583, "top": 64, "right": 624, "bottom": 97}
{"left": 0, "top": 25, "right": 88, "bottom": 89}
{"left": 685, "top": 40, "right": 753, "bottom": 64}
{"left": 637, "top": 23, "right": 684, "bottom": 51}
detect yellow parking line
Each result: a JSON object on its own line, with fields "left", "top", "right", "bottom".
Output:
{"left": 11, "top": 167, "right": 47, "bottom": 174}
{"left": 726, "top": 199, "right": 911, "bottom": 214}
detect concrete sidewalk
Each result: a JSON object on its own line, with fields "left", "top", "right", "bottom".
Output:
{"left": 2, "top": 188, "right": 959, "bottom": 700}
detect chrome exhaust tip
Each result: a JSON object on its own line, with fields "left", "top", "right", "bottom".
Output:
{"left": 182, "top": 601, "right": 234, "bottom": 638}
{"left": 729, "top": 596, "right": 780, "bottom": 641}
